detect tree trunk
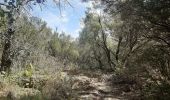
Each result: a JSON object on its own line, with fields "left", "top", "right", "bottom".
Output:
{"left": 0, "top": 31, "right": 13, "bottom": 72}
{"left": 116, "top": 36, "right": 122, "bottom": 62}
{"left": 0, "top": 8, "right": 14, "bottom": 73}
{"left": 98, "top": 16, "right": 115, "bottom": 70}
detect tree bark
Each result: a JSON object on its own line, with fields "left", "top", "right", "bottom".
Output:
{"left": 116, "top": 36, "right": 122, "bottom": 62}
{"left": 98, "top": 17, "right": 116, "bottom": 70}
{"left": 0, "top": 6, "right": 14, "bottom": 73}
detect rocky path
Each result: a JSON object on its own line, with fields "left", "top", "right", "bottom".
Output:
{"left": 63, "top": 70, "right": 127, "bottom": 100}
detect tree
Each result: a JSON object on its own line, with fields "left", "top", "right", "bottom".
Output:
{"left": 48, "top": 32, "right": 79, "bottom": 66}
{"left": 102, "top": 0, "right": 170, "bottom": 98}
{"left": 0, "top": 0, "right": 70, "bottom": 73}
{"left": 78, "top": 10, "right": 117, "bottom": 70}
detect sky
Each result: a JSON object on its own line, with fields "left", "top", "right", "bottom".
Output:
{"left": 30, "top": 0, "right": 93, "bottom": 38}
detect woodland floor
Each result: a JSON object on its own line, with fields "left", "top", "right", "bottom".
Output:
{"left": 0, "top": 69, "right": 140, "bottom": 100}
{"left": 63, "top": 69, "right": 139, "bottom": 100}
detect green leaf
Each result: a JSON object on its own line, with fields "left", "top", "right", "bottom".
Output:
{"left": 0, "top": 9, "right": 5, "bottom": 17}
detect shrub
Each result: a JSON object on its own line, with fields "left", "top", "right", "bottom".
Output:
{"left": 41, "top": 72, "right": 78, "bottom": 100}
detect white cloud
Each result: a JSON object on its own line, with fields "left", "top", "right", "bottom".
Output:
{"left": 60, "top": 11, "right": 69, "bottom": 22}
{"left": 77, "top": 0, "right": 102, "bottom": 15}
{"left": 85, "top": 1, "right": 94, "bottom": 8}
{"left": 38, "top": 10, "right": 69, "bottom": 31}
{"left": 30, "top": 0, "right": 88, "bottom": 38}
{"left": 77, "top": 0, "right": 94, "bottom": 8}
{"left": 46, "top": 12, "right": 68, "bottom": 23}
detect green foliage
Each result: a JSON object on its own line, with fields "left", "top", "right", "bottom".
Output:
{"left": 0, "top": 8, "right": 5, "bottom": 17}
{"left": 78, "top": 10, "right": 116, "bottom": 70}
{"left": 48, "top": 32, "right": 79, "bottom": 65}
{"left": 142, "top": 82, "right": 170, "bottom": 100}
{"left": 19, "top": 94, "right": 43, "bottom": 100}
{"left": 41, "top": 72, "right": 78, "bottom": 100}
{"left": 101, "top": 0, "right": 170, "bottom": 99}
{"left": 23, "top": 63, "right": 34, "bottom": 78}
{"left": 0, "top": 0, "right": 169, "bottom": 99}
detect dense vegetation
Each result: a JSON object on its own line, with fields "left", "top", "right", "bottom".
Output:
{"left": 0, "top": 0, "right": 170, "bottom": 99}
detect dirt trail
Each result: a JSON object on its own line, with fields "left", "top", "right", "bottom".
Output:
{"left": 63, "top": 70, "right": 127, "bottom": 100}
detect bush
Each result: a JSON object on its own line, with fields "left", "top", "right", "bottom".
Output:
{"left": 41, "top": 72, "right": 78, "bottom": 100}
{"left": 142, "top": 81, "right": 170, "bottom": 100}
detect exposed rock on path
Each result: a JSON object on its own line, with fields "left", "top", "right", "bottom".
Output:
{"left": 63, "top": 70, "right": 127, "bottom": 100}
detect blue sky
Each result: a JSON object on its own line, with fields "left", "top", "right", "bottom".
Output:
{"left": 31, "top": 0, "right": 92, "bottom": 38}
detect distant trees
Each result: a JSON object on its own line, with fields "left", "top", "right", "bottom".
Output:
{"left": 0, "top": 0, "right": 71, "bottom": 73}
{"left": 12, "top": 16, "right": 51, "bottom": 70}
{"left": 0, "top": 13, "right": 79, "bottom": 73}
{"left": 78, "top": 10, "right": 117, "bottom": 70}
{"left": 0, "top": 0, "right": 47, "bottom": 73}
{"left": 48, "top": 32, "right": 79, "bottom": 65}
